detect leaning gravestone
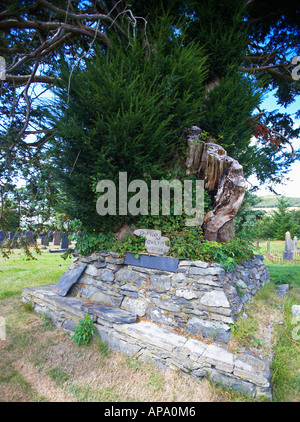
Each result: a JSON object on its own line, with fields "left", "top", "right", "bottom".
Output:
{"left": 53, "top": 230, "right": 60, "bottom": 246}
{"left": 283, "top": 231, "right": 293, "bottom": 261}
{"left": 133, "top": 229, "right": 170, "bottom": 256}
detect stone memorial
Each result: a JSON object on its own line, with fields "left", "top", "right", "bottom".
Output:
{"left": 293, "top": 236, "right": 298, "bottom": 252}
{"left": 133, "top": 229, "right": 170, "bottom": 256}
{"left": 53, "top": 230, "right": 60, "bottom": 246}
{"left": 283, "top": 231, "right": 293, "bottom": 260}
{"left": 26, "top": 231, "right": 35, "bottom": 243}
{"left": 0, "top": 230, "right": 5, "bottom": 243}
{"left": 60, "top": 235, "right": 69, "bottom": 250}
{"left": 42, "top": 236, "right": 49, "bottom": 246}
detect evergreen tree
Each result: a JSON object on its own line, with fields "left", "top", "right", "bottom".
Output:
{"left": 49, "top": 17, "right": 208, "bottom": 231}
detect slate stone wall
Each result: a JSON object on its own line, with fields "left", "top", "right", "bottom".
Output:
{"left": 68, "top": 252, "right": 269, "bottom": 343}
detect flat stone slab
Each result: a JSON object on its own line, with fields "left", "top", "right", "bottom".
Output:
{"left": 23, "top": 284, "right": 88, "bottom": 319}
{"left": 81, "top": 303, "right": 137, "bottom": 324}
{"left": 125, "top": 252, "right": 179, "bottom": 272}
{"left": 53, "top": 264, "right": 87, "bottom": 296}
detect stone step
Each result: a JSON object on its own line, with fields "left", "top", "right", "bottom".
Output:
{"left": 22, "top": 284, "right": 137, "bottom": 325}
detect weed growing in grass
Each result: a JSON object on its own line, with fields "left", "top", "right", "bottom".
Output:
{"left": 148, "top": 370, "right": 165, "bottom": 392}
{"left": 96, "top": 336, "right": 111, "bottom": 358}
{"left": 124, "top": 356, "right": 142, "bottom": 372}
{"left": 271, "top": 294, "right": 300, "bottom": 402}
{"left": 41, "top": 315, "right": 55, "bottom": 331}
{"left": 22, "top": 302, "right": 34, "bottom": 313}
{"left": 230, "top": 312, "right": 260, "bottom": 349}
{"left": 67, "top": 383, "right": 121, "bottom": 402}
{"left": 71, "top": 314, "right": 95, "bottom": 346}
{"left": 48, "top": 367, "right": 69, "bottom": 385}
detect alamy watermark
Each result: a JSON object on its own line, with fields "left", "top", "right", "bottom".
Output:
{"left": 96, "top": 172, "right": 204, "bottom": 227}
{"left": 291, "top": 56, "right": 300, "bottom": 81}
{"left": 0, "top": 56, "right": 5, "bottom": 81}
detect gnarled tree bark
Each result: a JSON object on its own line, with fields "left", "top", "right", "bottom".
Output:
{"left": 184, "top": 126, "right": 246, "bottom": 242}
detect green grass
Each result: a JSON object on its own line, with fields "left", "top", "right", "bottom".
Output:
{"left": 0, "top": 250, "right": 70, "bottom": 298}
{"left": 0, "top": 248, "right": 299, "bottom": 402}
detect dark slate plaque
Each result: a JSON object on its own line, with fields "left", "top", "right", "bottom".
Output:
{"left": 81, "top": 303, "right": 136, "bottom": 324}
{"left": 53, "top": 264, "right": 87, "bottom": 296}
{"left": 125, "top": 253, "right": 179, "bottom": 272}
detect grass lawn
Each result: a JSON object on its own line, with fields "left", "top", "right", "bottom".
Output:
{"left": 0, "top": 247, "right": 299, "bottom": 402}
{"left": 0, "top": 249, "right": 70, "bottom": 299}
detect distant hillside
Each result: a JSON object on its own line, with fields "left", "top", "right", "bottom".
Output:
{"left": 253, "top": 195, "right": 300, "bottom": 208}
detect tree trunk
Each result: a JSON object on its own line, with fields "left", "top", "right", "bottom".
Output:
{"left": 184, "top": 126, "right": 246, "bottom": 242}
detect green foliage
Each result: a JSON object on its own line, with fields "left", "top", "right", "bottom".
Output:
{"left": 200, "top": 73, "right": 263, "bottom": 179}
{"left": 71, "top": 314, "right": 95, "bottom": 346}
{"left": 49, "top": 15, "right": 208, "bottom": 231}
{"left": 260, "top": 197, "right": 300, "bottom": 239}
{"left": 113, "top": 233, "right": 147, "bottom": 258}
{"left": 71, "top": 230, "right": 115, "bottom": 256}
{"left": 234, "top": 190, "right": 262, "bottom": 236}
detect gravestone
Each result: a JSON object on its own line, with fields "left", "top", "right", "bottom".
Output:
{"left": 283, "top": 231, "right": 293, "bottom": 261}
{"left": 0, "top": 230, "right": 4, "bottom": 243}
{"left": 60, "top": 235, "right": 69, "bottom": 250}
{"left": 26, "top": 231, "right": 35, "bottom": 243}
{"left": 53, "top": 230, "right": 60, "bottom": 246}
{"left": 293, "top": 236, "right": 297, "bottom": 252}
{"left": 133, "top": 229, "right": 170, "bottom": 256}
{"left": 267, "top": 239, "right": 270, "bottom": 252}
{"left": 47, "top": 231, "right": 53, "bottom": 242}
{"left": 42, "top": 236, "right": 49, "bottom": 246}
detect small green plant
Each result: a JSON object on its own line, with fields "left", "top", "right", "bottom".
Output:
{"left": 96, "top": 336, "right": 112, "bottom": 358}
{"left": 48, "top": 367, "right": 69, "bottom": 384}
{"left": 42, "top": 315, "right": 55, "bottom": 331}
{"left": 71, "top": 314, "right": 95, "bottom": 346}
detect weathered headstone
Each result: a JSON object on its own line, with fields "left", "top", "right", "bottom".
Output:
{"left": 267, "top": 239, "right": 270, "bottom": 253}
{"left": 293, "top": 236, "right": 297, "bottom": 252}
{"left": 133, "top": 229, "right": 170, "bottom": 256}
{"left": 60, "top": 235, "right": 69, "bottom": 250}
{"left": 283, "top": 231, "right": 293, "bottom": 261}
{"left": 53, "top": 230, "right": 60, "bottom": 246}
{"left": 0, "top": 230, "right": 4, "bottom": 243}
{"left": 42, "top": 236, "right": 49, "bottom": 246}
{"left": 26, "top": 231, "right": 35, "bottom": 243}
{"left": 47, "top": 231, "right": 53, "bottom": 242}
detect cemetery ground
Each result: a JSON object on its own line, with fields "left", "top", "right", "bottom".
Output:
{"left": 0, "top": 245, "right": 299, "bottom": 402}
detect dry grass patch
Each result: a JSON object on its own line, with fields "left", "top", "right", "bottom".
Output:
{"left": 0, "top": 295, "right": 219, "bottom": 402}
